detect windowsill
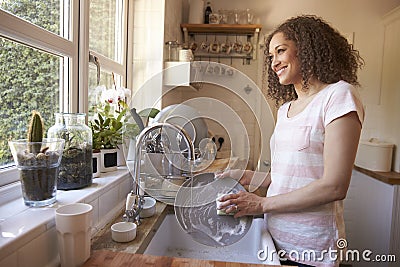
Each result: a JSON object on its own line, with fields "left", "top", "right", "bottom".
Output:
{"left": 0, "top": 167, "right": 132, "bottom": 261}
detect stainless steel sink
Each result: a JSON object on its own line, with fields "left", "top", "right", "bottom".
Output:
{"left": 143, "top": 214, "right": 280, "bottom": 265}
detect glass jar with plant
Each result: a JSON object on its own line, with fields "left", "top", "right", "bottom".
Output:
{"left": 9, "top": 111, "right": 65, "bottom": 207}
{"left": 48, "top": 113, "right": 93, "bottom": 189}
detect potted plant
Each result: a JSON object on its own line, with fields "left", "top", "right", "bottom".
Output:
{"left": 90, "top": 81, "right": 160, "bottom": 172}
{"left": 90, "top": 99, "right": 127, "bottom": 172}
{"left": 8, "top": 111, "right": 65, "bottom": 207}
{"left": 47, "top": 113, "right": 93, "bottom": 189}
{"left": 92, "top": 132, "right": 101, "bottom": 178}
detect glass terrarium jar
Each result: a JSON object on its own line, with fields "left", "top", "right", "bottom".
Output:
{"left": 48, "top": 113, "right": 93, "bottom": 189}
{"left": 9, "top": 138, "right": 65, "bottom": 207}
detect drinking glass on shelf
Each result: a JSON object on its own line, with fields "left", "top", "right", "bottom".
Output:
{"left": 219, "top": 10, "right": 229, "bottom": 24}
{"left": 246, "top": 9, "right": 254, "bottom": 24}
{"left": 233, "top": 9, "right": 241, "bottom": 24}
{"left": 226, "top": 10, "right": 235, "bottom": 24}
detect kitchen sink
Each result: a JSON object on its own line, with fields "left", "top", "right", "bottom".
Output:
{"left": 143, "top": 214, "right": 280, "bottom": 265}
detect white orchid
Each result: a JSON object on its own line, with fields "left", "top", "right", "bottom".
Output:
{"left": 95, "top": 86, "right": 131, "bottom": 105}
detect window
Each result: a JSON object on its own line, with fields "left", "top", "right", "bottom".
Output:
{"left": 0, "top": 38, "right": 62, "bottom": 167}
{"left": 88, "top": 0, "right": 127, "bottom": 119}
{"left": 0, "top": 0, "right": 68, "bottom": 38}
{"left": 0, "top": 0, "right": 129, "bottom": 187}
{"left": 0, "top": 0, "right": 71, "bottom": 171}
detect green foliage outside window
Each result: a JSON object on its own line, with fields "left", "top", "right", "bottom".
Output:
{"left": 0, "top": 0, "right": 60, "bottom": 166}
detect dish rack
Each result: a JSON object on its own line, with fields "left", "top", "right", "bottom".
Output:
{"left": 142, "top": 173, "right": 190, "bottom": 205}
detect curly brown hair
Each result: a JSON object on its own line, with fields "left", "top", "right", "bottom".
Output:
{"left": 263, "top": 15, "right": 364, "bottom": 107}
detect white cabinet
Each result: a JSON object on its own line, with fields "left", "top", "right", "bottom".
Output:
{"left": 344, "top": 170, "right": 400, "bottom": 267}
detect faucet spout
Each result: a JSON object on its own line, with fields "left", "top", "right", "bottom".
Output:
{"left": 125, "top": 122, "right": 195, "bottom": 225}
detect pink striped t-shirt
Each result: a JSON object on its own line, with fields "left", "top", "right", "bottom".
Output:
{"left": 267, "top": 80, "right": 364, "bottom": 267}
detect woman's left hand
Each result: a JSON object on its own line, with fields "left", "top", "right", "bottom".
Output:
{"left": 218, "top": 191, "right": 266, "bottom": 218}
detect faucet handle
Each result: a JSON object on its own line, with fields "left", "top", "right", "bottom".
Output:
{"left": 123, "top": 210, "right": 135, "bottom": 222}
{"left": 126, "top": 191, "right": 136, "bottom": 211}
{"left": 123, "top": 192, "right": 144, "bottom": 225}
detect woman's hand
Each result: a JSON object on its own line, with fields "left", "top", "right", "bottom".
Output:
{"left": 217, "top": 191, "right": 267, "bottom": 218}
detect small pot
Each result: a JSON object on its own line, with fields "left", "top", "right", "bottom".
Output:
{"left": 117, "top": 146, "right": 126, "bottom": 167}
{"left": 92, "top": 151, "right": 101, "bottom": 178}
{"left": 100, "top": 148, "right": 118, "bottom": 172}
{"left": 141, "top": 196, "right": 156, "bottom": 218}
{"left": 8, "top": 138, "right": 65, "bottom": 207}
{"left": 111, "top": 222, "right": 137, "bottom": 242}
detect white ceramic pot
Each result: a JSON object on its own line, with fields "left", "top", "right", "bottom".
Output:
{"left": 141, "top": 196, "right": 156, "bottom": 218}
{"left": 111, "top": 222, "right": 137, "bottom": 242}
{"left": 100, "top": 148, "right": 118, "bottom": 172}
{"left": 92, "top": 152, "right": 101, "bottom": 178}
{"left": 117, "top": 146, "right": 126, "bottom": 166}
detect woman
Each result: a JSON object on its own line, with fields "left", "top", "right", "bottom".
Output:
{"left": 218, "top": 15, "right": 364, "bottom": 267}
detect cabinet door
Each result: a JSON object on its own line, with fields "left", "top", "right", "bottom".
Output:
{"left": 344, "top": 170, "right": 394, "bottom": 267}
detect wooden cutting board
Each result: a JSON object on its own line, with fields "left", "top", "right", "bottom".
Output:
{"left": 83, "top": 250, "right": 282, "bottom": 267}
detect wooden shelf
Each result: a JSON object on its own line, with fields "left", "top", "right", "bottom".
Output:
{"left": 181, "top": 23, "right": 262, "bottom": 34}
{"left": 180, "top": 24, "right": 262, "bottom": 62}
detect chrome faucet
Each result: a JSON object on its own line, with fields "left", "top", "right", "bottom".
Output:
{"left": 124, "top": 122, "right": 195, "bottom": 225}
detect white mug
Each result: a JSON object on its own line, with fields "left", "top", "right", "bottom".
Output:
{"left": 55, "top": 203, "right": 93, "bottom": 267}
{"left": 209, "top": 13, "right": 222, "bottom": 24}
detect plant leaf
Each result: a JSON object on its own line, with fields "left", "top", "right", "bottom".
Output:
{"left": 138, "top": 108, "right": 160, "bottom": 118}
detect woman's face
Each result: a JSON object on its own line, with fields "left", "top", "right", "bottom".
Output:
{"left": 268, "top": 32, "right": 302, "bottom": 86}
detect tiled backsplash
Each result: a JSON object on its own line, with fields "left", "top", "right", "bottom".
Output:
{"left": 0, "top": 168, "right": 132, "bottom": 267}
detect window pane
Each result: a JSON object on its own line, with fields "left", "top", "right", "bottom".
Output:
{"left": 0, "top": 37, "right": 61, "bottom": 167}
{"left": 89, "top": 0, "right": 123, "bottom": 62}
{"left": 0, "top": 0, "right": 69, "bottom": 39}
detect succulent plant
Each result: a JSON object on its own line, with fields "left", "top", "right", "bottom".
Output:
{"left": 27, "top": 110, "right": 44, "bottom": 154}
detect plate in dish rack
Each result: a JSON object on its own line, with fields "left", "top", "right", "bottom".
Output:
{"left": 153, "top": 104, "right": 208, "bottom": 150}
{"left": 174, "top": 172, "right": 252, "bottom": 247}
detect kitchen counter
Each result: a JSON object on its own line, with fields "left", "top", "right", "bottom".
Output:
{"left": 91, "top": 201, "right": 171, "bottom": 254}
{"left": 83, "top": 250, "right": 283, "bottom": 267}
{"left": 89, "top": 205, "right": 284, "bottom": 267}
{"left": 354, "top": 165, "right": 400, "bottom": 185}
{"left": 90, "top": 202, "right": 285, "bottom": 267}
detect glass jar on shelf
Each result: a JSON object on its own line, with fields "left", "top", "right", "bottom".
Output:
{"left": 165, "top": 41, "right": 180, "bottom": 61}
{"left": 48, "top": 113, "right": 93, "bottom": 190}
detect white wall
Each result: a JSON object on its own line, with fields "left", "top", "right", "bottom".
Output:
{"left": 375, "top": 7, "right": 400, "bottom": 172}
{"left": 164, "top": 0, "right": 184, "bottom": 44}
{"left": 130, "top": 0, "right": 166, "bottom": 112}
